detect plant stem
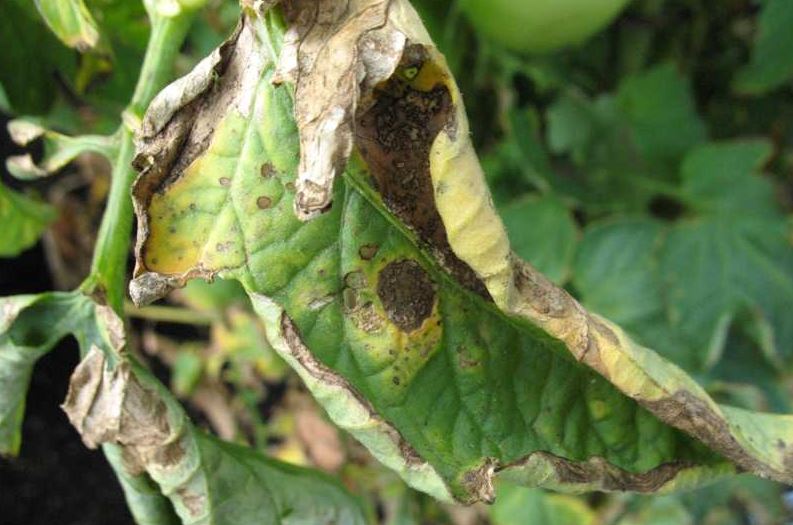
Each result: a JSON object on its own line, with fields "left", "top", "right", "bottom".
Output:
{"left": 124, "top": 301, "right": 216, "bottom": 326}
{"left": 84, "top": 13, "right": 193, "bottom": 314}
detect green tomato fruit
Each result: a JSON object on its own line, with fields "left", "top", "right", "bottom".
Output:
{"left": 460, "top": 0, "right": 632, "bottom": 54}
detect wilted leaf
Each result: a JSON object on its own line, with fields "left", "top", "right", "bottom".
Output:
{"left": 34, "top": 0, "right": 100, "bottom": 51}
{"left": 733, "top": 0, "right": 793, "bottom": 95}
{"left": 0, "top": 183, "right": 56, "bottom": 258}
{"left": 130, "top": 1, "right": 793, "bottom": 504}
{"left": 0, "top": 291, "right": 178, "bottom": 523}
{"left": 63, "top": 331, "right": 366, "bottom": 525}
{"left": 6, "top": 119, "right": 116, "bottom": 180}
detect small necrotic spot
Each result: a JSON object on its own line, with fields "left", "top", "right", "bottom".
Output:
{"left": 359, "top": 244, "right": 379, "bottom": 260}
{"left": 260, "top": 162, "right": 276, "bottom": 178}
{"left": 377, "top": 259, "right": 435, "bottom": 332}
{"left": 219, "top": 177, "right": 231, "bottom": 187}
{"left": 256, "top": 196, "right": 272, "bottom": 209}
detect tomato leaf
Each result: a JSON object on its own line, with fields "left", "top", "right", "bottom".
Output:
{"left": 129, "top": 3, "right": 793, "bottom": 503}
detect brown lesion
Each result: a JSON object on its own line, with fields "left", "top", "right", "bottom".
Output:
{"left": 501, "top": 452, "right": 696, "bottom": 493}
{"left": 354, "top": 44, "right": 491, "bottom": 299}
{"left": 376, "top": 259, "right": 436, "bottom": 333}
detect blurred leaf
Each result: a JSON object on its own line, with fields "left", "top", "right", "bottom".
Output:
{"left": 178, "top": 277, "right": 249, "bottom": 313}
{"left": 545, "top": 64, "right": 705, "bottom": 214}
{"left": 574, "top": 218, "right": 665, "bottom": 327}
{"left": 679, "top": 140, "right": 775, "bottom": 215}
{"left": 500, "top": 194, "right": 578, "bottom": 284}
{"left": 209, "top": 309, "right": 287, "bottom": 383}
{"left": 171, "top": 347, "right": 204, "bottom": 397}
{"left": 0, "top": 0, "right": 75, "bottom": 115}
{"left": 663, "top": 141, "right": 793, "bottom": 367}
{"left": 616, "top": 63, "right": 706, "bottom": 164}
{"left": 34, "top": 0, "right": 100, "bottom": 51}
{"left": 575, "top": 141, "right": 793, "bottom": 372}
{"left": 0, "top": 183, "right": 56, "bottom": 258}
{"left": 490, "top": 483, "right": 595, "bottom": 525}
{"left": 617, "top": 496, "right": 693, "bottom": 525}
{"left": 734, "top": 0, "right": 793, "bottom": 95}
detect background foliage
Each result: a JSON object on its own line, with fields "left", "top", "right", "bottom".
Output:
{"left": 1, "top": 0, "right": 792, "bottom": 523}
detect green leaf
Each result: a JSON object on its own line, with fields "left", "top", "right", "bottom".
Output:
{"left": 665, "top": 140, "right": 793, "bottom": 366}
{"left": 574, "top": 141, "right": 793, "bottom": 371}
{"left": 733, "top": 0, "right": 793, "bottom": 95}
{"left": 679, "top": 140, "right": 775, "bottom": 216}
{"left": 34, "top": 0, "right": 100, "bottom": 50}
{"left": 0, "top": 183, "right": 56, "bottom": 258}
{"left": 616, "top": 63, "right": 706, "bottom": 164}
{"left": 573, "top": 218, "right": 665, "bottom": 328}
{"left": 616, "top": 496, "right": 693, "bottom": 525}
{"left": 489, "top": 484, "right": 595, "bottom": 525}
{"left": 130, "top": 6, "right": 793, "bottom": 504}
{"left": 499, "top": 194, "right": 578, "bottom": 284}
{"left": 0, "top": 0, "right": 75, "bottom": 114}
{"left": 545, "top": 65, "right": 705, "bottom": 214}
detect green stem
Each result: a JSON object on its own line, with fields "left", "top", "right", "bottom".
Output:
{"left": 124, "top": 302, "right": 216, "bottom": 326}
{"left": 83, "top": 14, "right": 193, "bottom": 314}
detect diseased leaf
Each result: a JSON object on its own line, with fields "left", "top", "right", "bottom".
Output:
{"left": 0, "top": 287, "right": 366, "bottom": 523}
{"left": 0, "top": 183, "right": 56, "bottom": 258}
{"left": 62, "top": 323, "right": 366, "bottom": 525}
{"left": 733, "top": 0, "right": 793, "bottom": 95}
{"left": 34, "top": 0, "right": 100, "bottom": 51}
{"left": 0, "top": 291, "right": 178, "bottom": 524}
{"left": 130, "top": 1, "right": 793, "bottom": 505}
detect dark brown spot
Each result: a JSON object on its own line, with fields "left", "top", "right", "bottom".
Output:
{"left": 377, "top": 259, "right": 435, "bottom": 332}
{"left": 256, "top": 196, "right": 272, "bottom": 209}
{"left": 355, "top": 44, "right": 490, "bottom": 299}
{"left": 219, "top": 177, "right": 231, "bottom": 186}
{"left": 359, "top": 244, "right": 379, "bottom": 260}
{"left": 285, "top": 182, "right": 296, "bottom": 192}
{"left": 392, "top": 376, "right": 401, "bottom": 385}
{"left": 260, "top": 162, "right": 276, "bottom": 178}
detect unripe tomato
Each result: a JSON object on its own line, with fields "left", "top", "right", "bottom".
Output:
{"left": 459, "top": 0, "right": 632, "bottom": 54}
